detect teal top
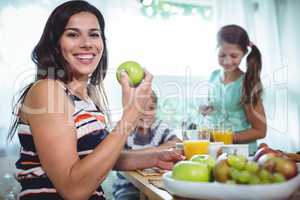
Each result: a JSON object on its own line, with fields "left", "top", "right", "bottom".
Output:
{"left": 206, "top": 69, "right": 257, "bottom": 155}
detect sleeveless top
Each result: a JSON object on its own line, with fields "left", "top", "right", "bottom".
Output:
{"left": 16, "top": 82, "right": 108, "bottom": 200}
{"left": 207, "top": 69, "right": 257, "bottom": 155}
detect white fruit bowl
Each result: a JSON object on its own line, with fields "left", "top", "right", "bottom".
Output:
{"left": 163, "top": 171, "right": 300, "bottom": 200}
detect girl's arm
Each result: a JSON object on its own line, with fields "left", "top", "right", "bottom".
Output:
{"left": 233, "top": 100, "right": 267, "bottom": 143}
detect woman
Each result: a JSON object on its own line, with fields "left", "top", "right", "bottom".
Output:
{"left": 201, "top": 24, "right": 267, "bottom": 155}
{"left": 8, "top": 1, "right": 183, "bottom": 199}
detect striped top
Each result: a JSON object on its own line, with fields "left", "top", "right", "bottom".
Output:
{"left": 125, "top": 120, "right": 178, "bottom": 150}
{"left": 16, "top": 85, "right": 108, "bottom": 200}
{"left": 113, "top": 121, "right": 178, "bottom": 198}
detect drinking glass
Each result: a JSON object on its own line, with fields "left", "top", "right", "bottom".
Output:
{"left": 212, "top": 119, "right": 233, "bottom": 145}
{"left": 183, "top": 129, "right": 210, "bottom": 160}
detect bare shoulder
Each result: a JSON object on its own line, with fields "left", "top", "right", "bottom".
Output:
{"left": 27, "top": 79, "right": 64, "bottom": 98}
{"left": 23, "top": 79, "right": 73, "bottom": 116}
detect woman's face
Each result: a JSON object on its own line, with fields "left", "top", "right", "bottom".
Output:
{"left": 218, "top": 42, "right": 245, "bottom": 72}
{"left": 59, "top": 12, "right": 103, "bottom": 80}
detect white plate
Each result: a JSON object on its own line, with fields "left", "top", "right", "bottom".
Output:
{"left": 163, "top": 171, "right": 300, "bottom": 200}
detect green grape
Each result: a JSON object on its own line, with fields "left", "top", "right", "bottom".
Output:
{"left": 227, "top": 154, "right": 246, "bottom": 170}
{"left": 249, "top": 174, "right": 260, "bottom": 185}
{"left": 237, "top": 170, "right": 251, "bottom": 184}
{"left": 229, "top": 167, "right": 240, "bottom": 181}
{"left": 245, "top": 161, "right": 259, "bottom": 173}
{"left": 272, "top": 173, "right": 286, "bottom": 183}
{"left": 227, "top": 155, "right": 239, "bottom": 167}
{"left": 232, "top": 155, "right": 246, "bottom": 170}
{"left": 259, "top": 169, "right": 272, "bottom": 184}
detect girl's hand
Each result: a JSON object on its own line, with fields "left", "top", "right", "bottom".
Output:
{"left": 199, "top": 105, "right": 214, "bottom": 116}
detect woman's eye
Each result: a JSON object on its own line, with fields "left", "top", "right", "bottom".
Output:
{"left": 90, "top": 32, "right": 100, "bottom": 37}
{"left": 66, "top": 32, "right": 78, "bottom": 38}
{"left": 218, "top": 54, "right": 225, "bottom": 58}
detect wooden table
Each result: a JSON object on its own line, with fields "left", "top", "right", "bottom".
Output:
{"left": 122, "top": 171, "right": 300, "bottom": 200}
{"left": 121, "top": 171, "right": 173, "bottom": 200}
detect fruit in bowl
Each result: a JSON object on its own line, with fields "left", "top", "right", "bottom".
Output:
{"left": 213, "top": 159, "right": 231, "bottom": 183}
{"left": 191, "top": 154, "right": 216, "bottom": 181}
{"left": 172, "top": 161, "right": 210, "bottom": 182}
{"left": 212, "top": 153, "right": 298, "bottom": 185}
{"left": 190, "top": 154, "right": 216, "bottom": 171}
{"left": 274, "top": 157, "right": 297, "bottom": 179}
{"left": 116, "top": 61, "right": 144, "bottom": 87}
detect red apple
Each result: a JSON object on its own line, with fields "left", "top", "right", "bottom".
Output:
{"left": 275, "top": 158, "right": 297, "bottom": 180}
{"left": 253, "top": 147, "right": 282, "bottom": 162}
{"left": 261, "top": 156, "right": 280, "bottom": 172}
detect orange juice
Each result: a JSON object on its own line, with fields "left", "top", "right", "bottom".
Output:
{"left": 212, "top": 130, "right": 233, "bottom": 144}
{"left": 183, "top": 140, "right": 209, "bottom": 159}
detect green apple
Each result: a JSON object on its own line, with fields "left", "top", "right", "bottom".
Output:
{"left": 116, "top": 61, "right": 144, "bottom": 86}
{"left": 190, "top": 154, "right": 216, "bottom": 170}
{"left": 172, "top": 161, "right": 210, "bottom": 182}
{"left": 191, "top": 155, "right": 216, "bottom": 181}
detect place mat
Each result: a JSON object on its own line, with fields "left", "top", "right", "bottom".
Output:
{"left": 137, "top": 168, "right": 165, "bottom": 177}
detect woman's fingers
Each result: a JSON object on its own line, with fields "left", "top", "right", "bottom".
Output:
{"left": 143, "top": 69, "right": 153, "bottom": 83}
{"left": 137, "top": 69, "right": 153, "bottom": 94}
{"left": 156, "top": 150, "right": 185, "bottom": 170}
{"left": 120, "top": 70, "right": 130, "bottom": 90}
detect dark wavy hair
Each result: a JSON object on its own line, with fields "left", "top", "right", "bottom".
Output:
{"left": 8, "top": 0, "right": 110, "bottom": 140}
{"left": 217, "top": 24, "right": 263, "bottom": 106}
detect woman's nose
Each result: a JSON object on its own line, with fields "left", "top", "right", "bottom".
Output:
{"left": 80, "top": 36, "right": 92, "bottom": 49}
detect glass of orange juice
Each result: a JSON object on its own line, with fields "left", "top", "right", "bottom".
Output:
{"left": 212, "top": 126, "right": 233, "bottom": 145}
{"left": 183, "top": 129, "right": 210, "bottom": 160}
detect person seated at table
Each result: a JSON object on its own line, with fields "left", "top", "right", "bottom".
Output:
{"left": 112, "top": 91, "right": 181, "bottom": 200}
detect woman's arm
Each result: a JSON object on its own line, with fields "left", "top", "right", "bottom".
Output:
{"left": 24, "top": 72, "right": 152, "bottom": 200}
{"left": 233, "top": 100, "right": 267, "bottom": 143}
{"left": 114, "top": 149, "right": 184, "bottom": 171}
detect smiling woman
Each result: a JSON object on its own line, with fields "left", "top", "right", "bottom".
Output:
{"left": 7, "top": 1, "right": 183, "bottom": 200}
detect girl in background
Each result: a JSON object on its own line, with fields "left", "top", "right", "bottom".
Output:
{"left": 201, "top": 24, "right": 267, "bottom": 155}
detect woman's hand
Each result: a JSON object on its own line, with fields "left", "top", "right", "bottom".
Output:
{"left": 120, "top": 69, "right": 153, "bottom": 125}
{"left": 153, "top": 149, "right": 185, "bottom": 170}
